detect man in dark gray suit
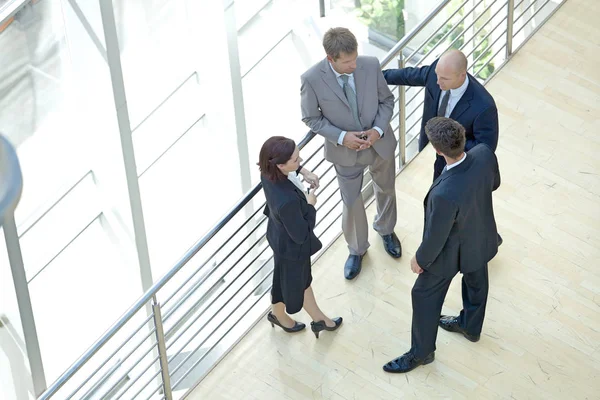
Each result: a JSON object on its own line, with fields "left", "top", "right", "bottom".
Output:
{"left": 383, "top": 117, "right": 500, "bottom": 373}
{"left": 301, "top": 27, "right": 401, "bottom": 280}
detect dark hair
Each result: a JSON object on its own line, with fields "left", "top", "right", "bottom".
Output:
{"left": 323, "top": 27, "right": 358, "bottom": 60}
{"left": 258, "top": 136, "right": 296, "bottom": 181}
{"left": 425, "top": 117, "right": 466, "bottom": 159}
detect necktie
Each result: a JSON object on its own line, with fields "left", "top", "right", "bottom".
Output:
{"left": 340, "top": 75, "right": 362, "bottom": 129}
{"left": 438, "top": 90, "right": 451, "bottom": 117}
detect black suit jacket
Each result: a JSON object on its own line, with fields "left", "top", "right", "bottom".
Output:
{"left": 415, "top": 144, "right": 500, "bottom": 278}
{"left": 261, "top": 175, "right": 322, "bottom": 261}
{"left": 383, "top": 60, "right": 499, "bottom": 153}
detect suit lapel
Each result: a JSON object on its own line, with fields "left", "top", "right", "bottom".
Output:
{"left": 283, "top": 179, "right": 307, "bottom": 202}
{"left": 354, "top": 62, "right": 367, "bottom": 114}
{"left": 423, "top": 154, "right": 473, "bottom": 207}
{"left": 320, "top": 59, "right": 350, "bottom": 109}
{"left": 449, "top": 76, "right": 474, "bottom": 120}
{"left": 424, "top": 173, "right": 445, "bottom": 207}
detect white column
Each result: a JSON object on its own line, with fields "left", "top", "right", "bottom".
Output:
{"left": 223, "top": 0, "right": 252, "bottom": 194}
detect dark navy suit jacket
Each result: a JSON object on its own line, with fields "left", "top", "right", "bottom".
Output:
{"left": 383, "top": 60, "right": 499, "bottom": 179}
{"left": 261, "top": 175, "right": 322, "bottom": 261}
{"left": 416, "top": 144, "right": 500, "bottom": 278}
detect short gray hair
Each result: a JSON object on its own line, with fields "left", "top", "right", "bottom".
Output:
{"left": 425, "top": 117, "right": 466, "bottom": 159}
{"left": 323, "top": 27, "right": 358, "bottom": 60}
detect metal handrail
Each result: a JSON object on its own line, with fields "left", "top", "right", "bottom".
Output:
{"left": 38, "top": 0, "right": 567, "bottom": 397}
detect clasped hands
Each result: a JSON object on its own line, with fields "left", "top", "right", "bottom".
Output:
{"left": 342, "top": 128, "right": 380, "bottom": 151}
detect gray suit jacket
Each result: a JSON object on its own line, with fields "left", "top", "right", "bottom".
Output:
{"left": 301, "top": 56, "right": 396, "bottom": 167}
{"left": 416, "top": 144, "right": 501, "bottom": 278}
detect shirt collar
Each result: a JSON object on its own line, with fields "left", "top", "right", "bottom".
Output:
{"left": 450, "top": 75, "right": 469, "bottom": 97}
{"left": 446, "top": 152, "right": 467, "bottom": 171}
{"left": 329, "top": 62, "right": 353, "bottom": 79}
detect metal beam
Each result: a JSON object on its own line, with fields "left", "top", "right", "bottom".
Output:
{"left": 67, "top": 0, "right": 108, "bottom": 63}
{"left": 98, "top": 0, "right": 153, "bottom": 291}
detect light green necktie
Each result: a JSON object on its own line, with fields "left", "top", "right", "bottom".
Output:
{"left": 340, "top": 74, "right": 361, "bottom": 129}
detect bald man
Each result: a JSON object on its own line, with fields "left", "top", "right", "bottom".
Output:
{"left": 383, "top": 49, "right": 499, "bottom": 180}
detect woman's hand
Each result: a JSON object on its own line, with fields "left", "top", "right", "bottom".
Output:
{"left": 300, "top": 169, "right": 320, "bottom": 189}
{"left": 307, "top": 190, "right": 317, "bottom": 206}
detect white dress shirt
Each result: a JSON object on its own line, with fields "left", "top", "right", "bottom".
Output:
{"left": 329, "top": 62, "right": 383, "bottom": 145}
{"left": 288, "top": 172, "right": 306, "bottom": 195}
{"left": 445, "top": 152, "right": 467, "bottom": 172}
{"left": 438, "top": 76, "right": 470, "bottom": 117}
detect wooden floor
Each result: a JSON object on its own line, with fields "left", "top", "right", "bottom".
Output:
{"left": 188, "top": 1, "right": 600, "bottom": 398}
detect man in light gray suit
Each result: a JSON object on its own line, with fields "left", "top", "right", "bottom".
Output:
{"left": 301, "top": 27, "right": 402, "bottom": 280}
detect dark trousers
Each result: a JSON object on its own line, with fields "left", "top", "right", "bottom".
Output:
{"left": 410, "top": 265, "right": 489, "bottom": 358}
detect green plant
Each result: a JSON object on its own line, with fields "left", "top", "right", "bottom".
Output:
{"left": 357, "top": 0, "right": 406, "bottom": 40}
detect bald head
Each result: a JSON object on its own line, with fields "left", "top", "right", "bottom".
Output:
{"left": 439, "top": 50, "right": 468, "bottom": 74}
{"left": 435, "top": 49, "right": 468, "bottom": 91}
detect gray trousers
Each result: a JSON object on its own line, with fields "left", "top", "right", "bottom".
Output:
{"left": 334, "top": 148, "right": 397, "bottom": 256}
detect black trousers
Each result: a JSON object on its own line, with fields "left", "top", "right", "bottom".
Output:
{"left": 410, "top": 265, "right": 489, "bottom": 358}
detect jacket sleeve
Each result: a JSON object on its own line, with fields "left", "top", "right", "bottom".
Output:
{"left": 301, "top": 75, "right": 344, "bottom": 145}
{"left": 278, "top": 200, "right": 317, "bottom": 245}
{"left": 382, "top": 64, "right": 432, "bottom": 87}
{"left": 373, "top": 60, "right": 395, "bottom": 132}
{"left": 492, "top": 148, "right": 501, "bottom": 191}
{"left": 466, "top": 106, "right": 499, "bottom": 151}
{"left": 415, "top": 194, "right": 457, "bottom": 269}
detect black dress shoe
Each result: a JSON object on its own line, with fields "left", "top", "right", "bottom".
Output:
{"left": 267, "top": 312, "right": 305, "bottom": 333}
{"left": 383, "top": 351, "right": 435, "bottom": 373}
{"left": 344, "top": 254, "right": 363, "bottom": 280}
{"left": 381, "top": 233, "right": 402, "bottom": 258}
{"left": 439, "top": 315, "right": 480, "bottom": 342}
{"left": 310, "top": 317, "right": 343, "bottom": 338}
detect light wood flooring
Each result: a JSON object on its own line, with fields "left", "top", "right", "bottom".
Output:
{"left": 188, "top": 0, "right": 600, "bottom": 398}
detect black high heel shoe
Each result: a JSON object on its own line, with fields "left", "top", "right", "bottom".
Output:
{"left": 311, "top": 317, "right": 343, "bottom": 338}
{"left": 267, "top": 312, "right": 305, "bottom": 333}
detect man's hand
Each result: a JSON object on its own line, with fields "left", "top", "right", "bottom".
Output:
{"left": 300, "top": 169, "right": 320, "bottom": 189}
{"left": 342, "top": 131, "right": 370, "bottom": 150}
{"left": 410, "top": 255, "right": 423, "bottom": 274}
{"left": 357, "top": 129, "right": 381, "bottom": 150}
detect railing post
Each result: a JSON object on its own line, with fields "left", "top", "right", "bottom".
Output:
{"left": 319, "top": 0, "right": 325, "bottom": 17}
{"left": 152, "top": 296, "right": 173, "bottom": 400}
{"left": 4, "top": 213, "right": 47, "bottom": 396}
{"left": 506, "top": 0, "right": 515, "bottom": 58}
{"left": 397, "top": 52, "right": 406, "bottom": 167}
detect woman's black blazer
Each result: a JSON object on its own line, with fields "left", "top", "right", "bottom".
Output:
{"left": 261, "top": 175, "right": 322, "bottom": 260}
